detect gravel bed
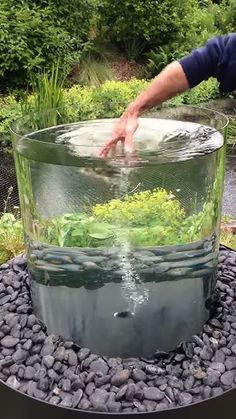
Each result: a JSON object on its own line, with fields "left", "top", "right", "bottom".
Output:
{"left": 0, "top": 246, "right": 236, "bottom": 413}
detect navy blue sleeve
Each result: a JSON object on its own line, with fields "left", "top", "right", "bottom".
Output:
{"left": 179, "top": 33, "right": 236, "bottom": 93}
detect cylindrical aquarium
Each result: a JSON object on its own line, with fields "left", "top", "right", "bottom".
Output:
{"left": 11, "top": 107, "right": 228, "bottom": 358}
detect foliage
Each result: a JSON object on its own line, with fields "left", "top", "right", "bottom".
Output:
{"left": 98, "top": 0, "right": 197, "bottom": 56}
{"left": 0, "top": 96, "right": 22, "bottom": 147}
{"left": 145, "top": 0, "right": 228, "bottom": 78}
{"left": 0, "top": 213, "right": 24, "bottom": 264}
{"left": 220, "top": 230, "right": 236, "bottom": 250}
{"left": 0, "top": 0, "right": 93, "bottom": 89}
{"left": 0, "top": 78, "right": 222, "bottom": 147}
{"left": 0, "top": 187, "right": 24, "bottom": 264}
{"left": 145, "top": 47, "right": 189, "bottom": 78}
{"left": 32, "top": 63, "right": 66, "bottom": 115}
{"left": 78, "top": 57, "right": 113, "bottom": 88}
{"left": 74, "top": 40, "right": 114, "bottom": 87}
{"left": 36, "top": 187, "right": 220, "bottom": 248}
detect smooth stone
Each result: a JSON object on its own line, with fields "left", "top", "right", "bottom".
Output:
{"left": 78, "top": 348, "right": 91, "bottom": 362}
{"left": 0, "top": 295, "right": 11, "bottom": 305}
{"left": 132, "top": 369, "right": 147, "bottom": 382}
{"left": 6, "top": 375, "right": 21, "bottom": 389}
{"left": 225, "top": 357, "right": 236, "bottom": 371}
{"left": 24, "top": 366, "right": 36, "bottom": 380}
{"left": 71, "top": 379, "right": 85, "bottom": 391}
{"left": 89, "top": 359, "right": 109, "bottom": 376}
{"left": 115, "top": 385, "right": 128, "bottom": 401}
{"left": 125, "top": 384, "right": 136, "bottom": 401}
{"left": 1, "top": 336, "right": 19, "bottom": 348}
{"left": 212, "top": 387, "right": 224, "bottom": 397}
{"left": 177, "top": 392, "right": 193, "bottom": 406}
{"left": 231, "top": 344, "right": 236, "bottom": 354}
{"left": 200, "top": 347, "right": 213, "bottom": 361}
{"left": 54, "top": 347, "right": 66, "bottom": 362}
{"left": 204, "top": 370, "right": 220, "bottom": 387}
{"left": 72, "top": 389, "right": 83, "bottom": 408}
{"left": 90, "top": 389, "right": 109, "bottom": 407}
{"left": 107, "top": 401, "right": 122, "bottom": 413}
{"left": 143, "top": 387, "right": 165, "bottom": 402}
{"left": 41, "top": 341, "right": 55, "bottom": 357}
{"left": 220, "top": 371, "right": 234, "bottom": 386}
{"left": 184, "top": 375, "right": 194, "bottom": 391}
{"left": 111, "top": 370, "right": 130, "bottom": 387}
{"left": 13, "top": 349, "right": 28, "bottom": 364}
{"left": 213, "top": 350, "right": 226, "bottom": 364}
{"left": 42, "top": 355, "right": 54, "bottom": 369}
{"left": 209, "top": 362, "right": 226, "bottom": 374}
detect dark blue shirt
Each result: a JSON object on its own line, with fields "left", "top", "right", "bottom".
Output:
{"left": 179, "top": 33, "right": 236, "bottom": 93}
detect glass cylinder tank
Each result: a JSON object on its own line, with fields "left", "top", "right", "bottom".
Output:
{"left": 11, "top": 107, "right": 228, "bottom": 358}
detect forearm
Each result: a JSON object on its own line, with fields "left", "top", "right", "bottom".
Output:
{"left": 126, "top": 61, "right": 189, "bottom": 117}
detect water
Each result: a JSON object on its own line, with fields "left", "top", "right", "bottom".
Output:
{"left": 14, "top": 118, "right": 226, "bottom": 358}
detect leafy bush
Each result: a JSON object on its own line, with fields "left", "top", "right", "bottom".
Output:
{"left": 0, "top": 213, "right": 24, "bottom": 264}
{"left": 145, "top": 1, "right": 228, "bottom": 78}
{"left": 0, "top": 0, "right": 93, "bottom": 89}
{"left": 0, "top": 187, "right": 24, "bottom": 263}
{"left": 98, "top": 0, "right": 197, "bottom": 55}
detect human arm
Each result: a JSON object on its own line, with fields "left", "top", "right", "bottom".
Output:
{"left": 99, "top": 61, "right": 189, "bottom": 156}
{"left": 100, "top": 33, "right": 236, "bottom": 157}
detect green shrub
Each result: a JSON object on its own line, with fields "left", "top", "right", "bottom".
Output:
{"left": 0, "top": 213, "right": 24, "bottom": 264}
{"left": 98, "top": 0, "right": 197, "bottom": 56}
{"left": 0, "top": 0, "right": 93, "bottom": 89}
{"left": 0, "top": 96, "right": 22, "bottom": 147}
{"left": 145, "top": 1, "right": 227, "bottom": 78}
{"left": 92, "top": 79, "right": 149, "bottom": 118}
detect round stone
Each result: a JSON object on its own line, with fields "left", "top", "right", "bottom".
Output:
{"left": 1, "top": 336, "right": 19, "bottom": 348}
{"left": 177, "top": 392, "right": 193, "bottom": 406}
{"left": 111, "top": 370, "right": 130, "bottom": 387}
{"left": 6, "top": 376, "right": 20, "bottom": 389}
{"left": 13, "top": 349, "right": 28, "bottom": 364}
{"left": 220, "top": 371, "right": 234, "bottom": 386}
{"left": 231, "top": 344, "right": 236, "bottom": 355}
{"left": 225, "top": 357, "right": 236, "bottom": 371}
{"left": 42, "top": 355, "right": 54, "bottom": 369}
{"left": 24, "top": 366, "right": 36, "bottom": 380}
{"left": 204, "top": 370, "right": 220, "bottom": 387}
{"left": 89, "top": 359, "right": 109, "bottom": 376}
{"left": 90, "top": 389, "right": 109, "bottom": 407}
{"left": 132, "top": 368, "right": 147, "bottom": 382}
{"left": 143, "top": 387, "right": 165, "bottom": 402}
{"left": 78, "top": 348, "right": 91, "bottom": 362}
{"left": 209, "top": 362, "right": 226, "bottom": 374}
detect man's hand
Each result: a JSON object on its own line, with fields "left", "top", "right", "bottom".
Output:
{"left": 99, "top": 61, "right": 189, "bottom": 158}
{"left": 99, "top": 106, "right": 139, "bottom": 158}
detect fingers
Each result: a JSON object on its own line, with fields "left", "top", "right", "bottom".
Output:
{"left": 124, "top": 132, "right": 134, "bottom": 154}
{"left": 98, "top": 136, "right": 120, "bottom": 158}
{"left": 124, "top": 116, "right": 139, "bottom": 154}
{"left": 99, "top": 114, "right": 139, "bottom": 158}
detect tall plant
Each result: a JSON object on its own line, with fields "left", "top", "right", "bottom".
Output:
{"left": 20, "top": 63, "right": 66, "bottom": 129}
